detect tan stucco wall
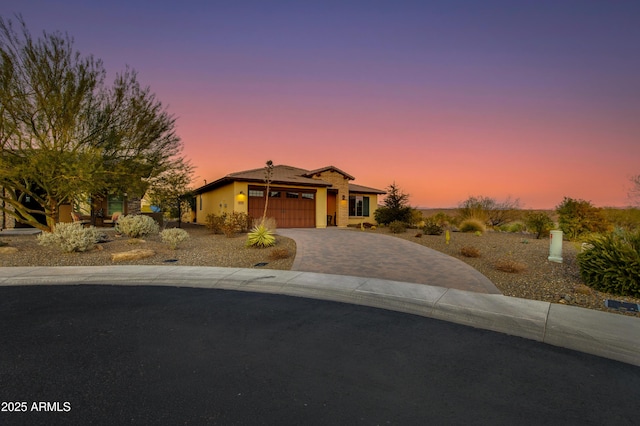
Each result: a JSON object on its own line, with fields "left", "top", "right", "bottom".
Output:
{"left": 196, "top": 181, "right": 328, "bottom": 228}
{"left": 314, "top": 171, "right": 349, "bottom": 227}
{"left": 347, "top": 193, "right": 380, "bottom": 226}
{"left": 196, "top": 183, "right": 235, "bottom": 224}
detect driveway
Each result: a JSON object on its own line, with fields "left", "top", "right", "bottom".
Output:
{"left": 278, "top": 228, "right": 500, "bottom": 294}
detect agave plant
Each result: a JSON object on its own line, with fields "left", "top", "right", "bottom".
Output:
{"left": 247, "top": 224, "right": 276, "bottom": 248}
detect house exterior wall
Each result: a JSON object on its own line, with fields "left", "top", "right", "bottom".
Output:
{"left": 314, "top": 171, "right": 349, "bottom": 227}
{"left": 347, "top": 193, "right": 380, "bottom": 226}
{"left": 196, "top": 181, "right": 328, "bottom": 228}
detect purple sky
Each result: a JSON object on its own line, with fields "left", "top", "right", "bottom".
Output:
{"left": 5, "top": 0, "right": 640, "bottom": 208}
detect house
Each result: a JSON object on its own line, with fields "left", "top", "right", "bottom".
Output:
{"left": 0, "top": 189, "right": 142, "bottom": 230}
{"left": 193, "top": 165, "right": 385, "bottom": 228}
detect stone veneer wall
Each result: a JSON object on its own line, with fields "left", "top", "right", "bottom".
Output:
{"left": 1, "top": 188, "right": 16, "bottom": 229}
{"left": 314, "top": 171, "right": 350, "bottom": 227}
{"left": 127, "top": 196, "right": 141, "bottom": 216}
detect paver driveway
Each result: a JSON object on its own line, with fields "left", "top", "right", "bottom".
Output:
{"left": 277, "top": 228, "right": 500, "bottom": 294}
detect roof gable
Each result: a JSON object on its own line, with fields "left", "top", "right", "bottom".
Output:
{"left": 302, "top": 166, "right": 355, "bottom": 181}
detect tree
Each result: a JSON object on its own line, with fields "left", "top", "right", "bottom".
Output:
{"left": 145, "top": 158, "right": 194, "bottom": 227}
{"left": 524, "top": 211, "right": 554, "bottom": 239}
{"left": 374, "top": 182, "right": 412, "bottom": 225}
{"left": 458, "top": 195, "right": 521, "bottom": 227}
{"left": 0, "top": 16, "right": 187, "bottom": 231}
{"left": 556, "top": 197, "right": 610, "bottom": 240}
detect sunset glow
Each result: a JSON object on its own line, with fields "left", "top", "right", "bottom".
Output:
{"left": 8, "top": 0, "right": 640, "bottom": 208}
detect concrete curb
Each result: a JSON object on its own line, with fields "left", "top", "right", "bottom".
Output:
{"left": 0, "top": 266, "right": 638, "bottom": 367}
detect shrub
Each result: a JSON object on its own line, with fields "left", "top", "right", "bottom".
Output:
{"left": 160, "top": 228, "right": 190, "bottom": 249}
{"left": 116, "top": 215, "right": 160, "bottom": 238}
{"left": 374, "top": 183, "right": 412, "bottom": 225}
{"left": 601, "top": 207, "right": 640, "bottom": 232}
{"left": 268, "top": 248, "right": 290, "bottom": 260}
{"left": 577, "top": 230, "right": 640, "bottom": 296}
{"left": 205, "top": 213, "right": 225, "bottom": 234}
{"left": 422, "top": 218, "right": 444, "bottom": 236}
{"left": 556, "top": 197, "right": 610, "bottom": 240}
{"left": 388, "top": 220, "right": 407, "bottom": 234}
{"left": 247, "top": 224, "right": 276, "bottom": 248}
{"left": 460, "top": 246, "right": 481, "bottom": 258}
{"left": 409, "top": 209, "right": 424, "bottom": 228}
{"left": 495, "top": 259, "right": 527, "bottom": 273}
{"left": 459, "top": 218, "right": 486, "bottom": 234}
{"left": 221, "top": 212, "right": 252, "bottom": 237}
{"left": 458, "top": 195, "right": 521, "bottom": 227}
{"left": 431, "top": 212, "right": 453, "bottom": 227}
{"left": 524, "top": 211, "right": 554, "bottom": 239}
{"left": 37, "top": 222, "right": 100, "bottom": 253}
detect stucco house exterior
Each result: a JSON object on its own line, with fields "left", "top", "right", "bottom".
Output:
{"left": 193, "top": 165, "right": 385, "bottom": 228}
{"left": 0, "top": 189, "right": 141, "bottom": 230}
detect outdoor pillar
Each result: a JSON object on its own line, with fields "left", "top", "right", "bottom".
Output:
{"left": 548, "top": 230, "right": 563, "bottom": 263}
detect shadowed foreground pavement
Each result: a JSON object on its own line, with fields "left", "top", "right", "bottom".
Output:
{"left": 1, "top": 285, "right": 638, "bottom": 425}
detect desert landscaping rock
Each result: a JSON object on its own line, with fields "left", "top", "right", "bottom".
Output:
{"left": 111, "top": 249, "right": 156, "bottom": 262}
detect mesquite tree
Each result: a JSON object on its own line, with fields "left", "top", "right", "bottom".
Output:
{"left": 0, "top": 16, "right": 187, "bottom": 231}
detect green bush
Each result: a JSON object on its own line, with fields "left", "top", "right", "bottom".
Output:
{"left": 160, "top": 228, "right": 190, "bottom": 249}
{"left": 601, "top": 207, "right": 640, "bottom": 232}
{"left": 37, "top": 222, "right": 100, "bottom": 253}
{"left": 206, "top": 212, "right": 251, "bottom": 236}
{"left": 116, "top": 214, "right": 160, "bottom": 238}
{"left": 459, "top": 218, "right": 486, "bottom": 234}
{"left": 388, "top": 220, "right": 407, "bottom": 234}
{"left": 221, "top": 212, "right": 252, "bottom": 237}
{"left": 422, "top": 218, "right": 444, "bottom": 235}
{"left": 205, "top": 213, "right": 225, "bottom": 234}
{"left": 524, "top": 211, "right": 554, "bottom": 239}
{"left": 374, "top": 183, "right": 412, "bottom": 225}
{"left": 247, "top": 224, "right": 276, "bottom": 248}
{"left": 577, "top": 230, "right": 640, "bottom": 296}
{"left": 556, "top": 197, "right": 610, "bottom": 240}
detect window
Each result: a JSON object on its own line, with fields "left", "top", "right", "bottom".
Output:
{"left": 349, "top": 195, "right": 369, "bottom": 217}
{"left": 107, "top": 195, "right": 124, "bottom": 215}
{"left": 301, "top": 193, "right": 314, "bottom": 200}
{"left": 286, "top": 192, "right": 299, "bottom": 199}
{"left": 269, "top": 191, "right": 281, "bottom": 198}
{"left": 249, "top": 190, "right": 264, "bottom": 197}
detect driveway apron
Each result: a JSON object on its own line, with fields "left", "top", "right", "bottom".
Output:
{"left": 277, "top": 228, "right": 501, "bottom": 294}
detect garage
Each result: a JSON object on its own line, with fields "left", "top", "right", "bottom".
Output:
{"left": 248, "top": 186, "right": 316, "bottom": 228}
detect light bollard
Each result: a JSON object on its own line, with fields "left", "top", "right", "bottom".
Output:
{"left": 548, "top": 230, "right": 563, "bottom": 263}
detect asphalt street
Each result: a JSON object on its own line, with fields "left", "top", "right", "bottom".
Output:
{"left": 1, "top": 285, "right": 638, "bottom": 425}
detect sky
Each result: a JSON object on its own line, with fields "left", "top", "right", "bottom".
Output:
{"left": 4, "top": 0, "right": 640, "bottom": 208}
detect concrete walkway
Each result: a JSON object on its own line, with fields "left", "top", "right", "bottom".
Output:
{"left": 0, "top": 266, "right": 638, "bottom": 366}
{"left": 278, "top": 227, "right": 501, "bottom": 294}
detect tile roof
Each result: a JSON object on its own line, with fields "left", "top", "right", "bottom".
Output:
{"left": 195, "top": 164, "right": 384, "bottom": 195}
{"left": 348, "top": 183, "right": 386, "bottom": 194}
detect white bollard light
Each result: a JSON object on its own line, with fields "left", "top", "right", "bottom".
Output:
{"left": 548, "top": 230, "right": 563, "bottom": 263}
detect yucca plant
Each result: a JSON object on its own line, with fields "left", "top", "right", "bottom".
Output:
{"left": 247, "top": 224, "right": 276, "bottom": 248}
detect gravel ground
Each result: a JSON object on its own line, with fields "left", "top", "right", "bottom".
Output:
{"left": 1, "top": 224, "right": 638, "bottom": 317}
{"left": 380, "top": 228, "right": 640, "bottom": 317}
{"left": 0, "top": 223, "right": 295, "bottom": 270}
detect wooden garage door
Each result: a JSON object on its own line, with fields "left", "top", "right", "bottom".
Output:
{"left": 248, "top": 187, "right": 316, "bottom": 228}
